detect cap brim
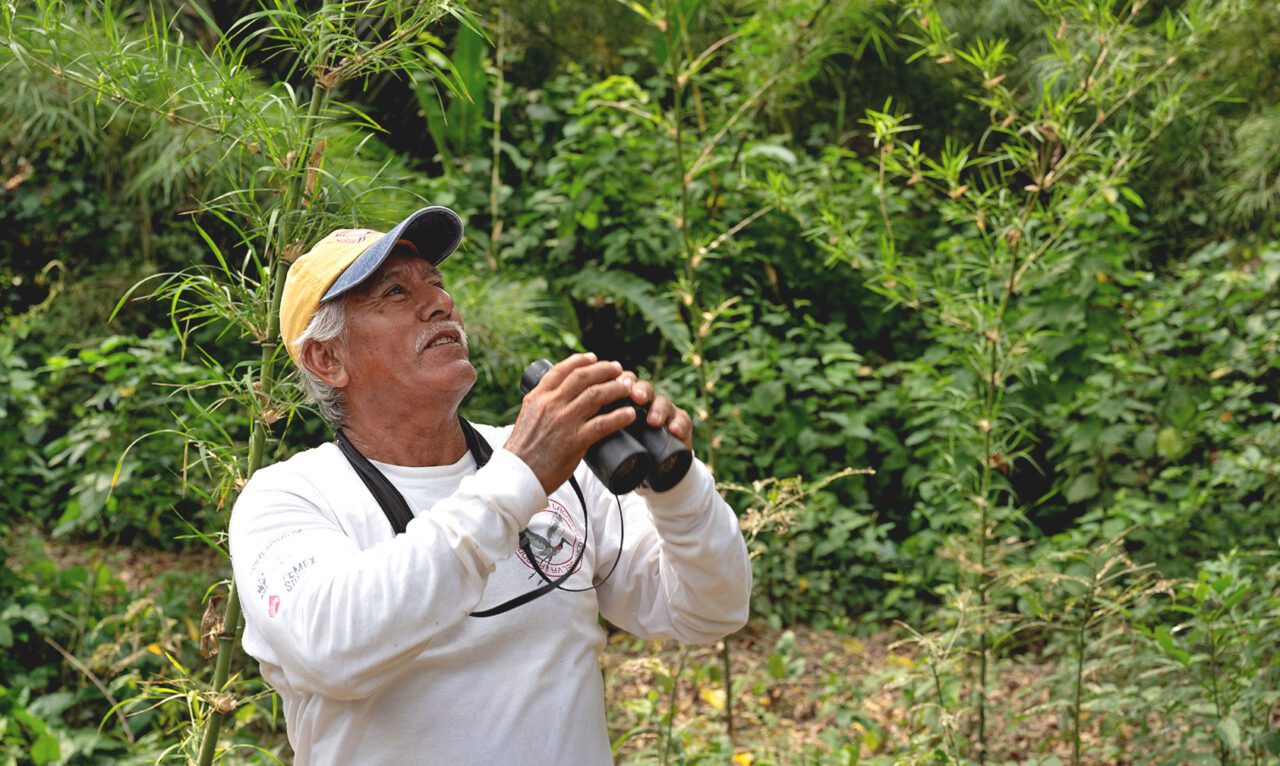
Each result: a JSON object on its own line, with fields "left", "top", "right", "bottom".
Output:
{"left": 321, "top": 206, "right": 464, "bottom": 302}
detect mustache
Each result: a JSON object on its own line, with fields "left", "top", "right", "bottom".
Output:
{"left": 414, "top": 320, "right": 468, "bottom": 353}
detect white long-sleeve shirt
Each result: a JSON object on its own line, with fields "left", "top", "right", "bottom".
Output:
{"left": 228, "top": 423, "right": 751, "bottom": 766}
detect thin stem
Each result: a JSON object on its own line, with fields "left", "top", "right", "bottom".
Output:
{"left": 660, "top": 649, "right": 689, "bottom": 766}
{"left": 929, "top": 650, "right": 959, "bottom": 758}
{"left": 668, "top": 12, "right": 692, "bottom": 253}
{"left": 43, "top": 636, "right": 135, "bottom": 744}
{"left": 682, "top": 71, "right": 783, "bottom": 185}
{"left": 720, "top": 640, "right": 735, "bottom": 746}
{"left": 976, "top": 441, "right": 990, "bottom": 765}
{"left": 695, "top": 206, "right": 772, "bottom": 259}
{"left": 876, "top": 145, "right": 897, "bottom": 248}
{"left": 1072, "top": 570, "right": 1097, "bottom": 766}
{"left": 973, "top": 162, "right": 1028, "bottom": 766}
{"left": 664, "top": 0, "right": 717, "bottom": 475}
{"left": 195, "top": 580, "right": 242, "bottom": 765}
{"left": 1207, "top": 631, "right": 1228, "bottom": 765}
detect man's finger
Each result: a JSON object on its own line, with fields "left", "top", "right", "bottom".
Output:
{"left": 646, "top": 394, "right": 676, "bottom": 426}
{"left": 629, "top": 380, "right": 655, "bottom": 407}
{"left": 555, "top": 360, "right": 626, "bottom": 400}
{"left": 534, "top": 352, "right": 598, "bottom": 392}
{"left": 583, "top": 405, "right": 636, "bottom": 443}
{"left": 668, "top": 409, "right": 694, "bottom": 447}
{"left": 639, "top": 396, "right": 693, "bottom": 448}
{"left": 571, "top": 378, "right": 634, "bottom": 418}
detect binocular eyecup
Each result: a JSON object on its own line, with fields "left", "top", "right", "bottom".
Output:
{"left": 520, "top": 359, "right": 693, "bottom": 495}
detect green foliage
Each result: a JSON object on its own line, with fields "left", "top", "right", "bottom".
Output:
{"left": 707, "top": 311, "right": 901, "bottom": 624}
{"left": 1134, "top": 2, "right": 1280, "bottom": 243}
{"left": 451, "top": 270, "right": 573, "bottom": 422}
{"left": 0, "top": 269, "right": 59, "bottom": 516}
{"left": 0, "top": 531, "right": 249, "bottom": 765}
{"left": 4, "top": 0, "right": 1280, "bottom": 762}
{"left": 38, "top": 333, "right": 222, "bottom": 545}
{"left": 1050, "top": 243, "right": 1280, "bottom": 566}
{"left": 449, "top": 1, "right": 911, "bottom": 628}
{"left": 1140, "top": 551, "right": 1280, "bottom": 763}
{"left": 778, "top": 0, "right": 1272, "bottom": 758}
{"left": 3, "top": 0, "right": 492, "bottom": 761}
{"left": 0, "top": 547, "right": 139, "bottom": 764}
{"left": 416, "top": 23, "right": 491, "bottom": 164}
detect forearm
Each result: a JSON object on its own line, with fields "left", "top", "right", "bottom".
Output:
{"left": 599, "top": 458, "right": 752, "bottom": 643}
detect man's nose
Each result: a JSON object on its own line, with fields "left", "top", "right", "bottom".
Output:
{"left": 417, "top": 287, "right": 454, "bottom": 322}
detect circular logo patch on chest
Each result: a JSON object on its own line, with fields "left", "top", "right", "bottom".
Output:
{"left": 516, "top": 498, "right": 585, "bottom": 578}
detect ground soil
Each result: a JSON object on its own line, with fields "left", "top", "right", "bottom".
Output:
{"left": 602, "top": 620, "right": 1092, "bottom": 764}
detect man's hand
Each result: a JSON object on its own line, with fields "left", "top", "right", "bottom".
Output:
{"left": 616, "top": 371, "right": 695, "bottom": 451}
{"left": 504, "top": 353, "right": 638, "bottom": 493}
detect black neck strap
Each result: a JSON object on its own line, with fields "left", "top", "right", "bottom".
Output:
{"left": 333, "top": 418, "right": 587, "bottom": 618}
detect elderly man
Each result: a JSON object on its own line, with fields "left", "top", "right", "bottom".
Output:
{"left": 228, "top": 206, "right": 752, "bottom": 765}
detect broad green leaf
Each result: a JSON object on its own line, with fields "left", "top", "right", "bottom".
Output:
{"left": 30, "top": 733, "right": 60, "bottom": 766}
{"left": 1156, "top": 427, "right": 1188, "bottom": 459}
{"left": 1215, "top": 718, "right": 1241, "bottom": 751}
{"left": 1065, "top": 473, "right": 1099, "bottom": 503}
{"left": 766, "top": 652, "right": 785, "bottom": 680}
{"left": 1262, "top": 729, "right": 1280, "bottom": 755}
{"left": 743, "top": 143, "right": 797, "bottom": 166}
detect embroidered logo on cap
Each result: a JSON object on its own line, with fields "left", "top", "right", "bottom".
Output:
{"left": 333, "top": 229, "right": 378, "bottom": 244}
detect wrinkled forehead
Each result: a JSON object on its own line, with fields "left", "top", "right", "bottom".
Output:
{"left": 349, "top": 249, "right": 443, "bottom": 297}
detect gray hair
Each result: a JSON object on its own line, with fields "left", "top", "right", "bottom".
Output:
{"left": 293, "top": 297, "right": 349, "bottom": 425}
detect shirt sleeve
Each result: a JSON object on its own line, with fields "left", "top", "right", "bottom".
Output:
{"left": 590, "top": 457, "right": 752, "bottom": 644}
{"left": 228, "top": 448, "right": 547, "bottom": 701}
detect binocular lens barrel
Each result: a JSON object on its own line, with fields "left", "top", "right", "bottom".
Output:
{"left": 587, "top": 433, "right": 652, "bottom": 495}
{"left": 520, "top": 358, "right": 692, "bottom": 493}
{"left": 626, "top": 416, "right": 693, "bottom": 492}
{"left": 520, "top": 359, "right": 555, "bottom": 395}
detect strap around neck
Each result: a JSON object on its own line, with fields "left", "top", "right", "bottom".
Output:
{"left": 333, "top": 417, "right": 586, "bottom": 618}
{"left": 335, "top": 417, "right": 486, "bottom": 536}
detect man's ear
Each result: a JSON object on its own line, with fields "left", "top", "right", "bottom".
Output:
{"left": 300, "top": 338, "right": 350, "bottom": 388}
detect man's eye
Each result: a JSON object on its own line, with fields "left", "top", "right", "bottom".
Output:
{"left": 383, "top": 284, "right": 406, "bottom": 297}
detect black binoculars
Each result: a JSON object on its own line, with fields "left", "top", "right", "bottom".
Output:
{"left": 520, "top": 358, "right": 693, "bottom": 494}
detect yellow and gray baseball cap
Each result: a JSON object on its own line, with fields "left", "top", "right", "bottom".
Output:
{"left": 279, "top": 206, "right": 464, "bottom": 364}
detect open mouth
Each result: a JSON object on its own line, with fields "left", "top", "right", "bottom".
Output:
{"left": 425, "top": 334, "right": 460, "bottom": 349}
{"left": 418, "top": 324, "right": 466, "bottom": 352}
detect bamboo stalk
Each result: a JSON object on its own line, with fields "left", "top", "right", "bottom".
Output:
{"left": 194, "top": 74, "right": 330, "bottom": 766}
{"left": 487, "top": 10, "right": 505, "bottom": 270}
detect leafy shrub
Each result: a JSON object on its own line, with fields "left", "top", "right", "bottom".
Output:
{"left": 1051, "top": 243, "right": 1280, "bottom": 569}
{"left": 0, "top": 536, "right": 163, "bottom": 764}
{"left": 29, "top": 333, "right": 224, "bottom": 547}
{"left": 1140, "top": 551, "right": 1280, "bottom": 762}
{"left": 699, "top": 309, "right": 904, "bottom": 625}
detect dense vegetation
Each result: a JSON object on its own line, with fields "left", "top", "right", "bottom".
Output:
{"left": 2, "top": 0, "right": 1278, "bottom": 763}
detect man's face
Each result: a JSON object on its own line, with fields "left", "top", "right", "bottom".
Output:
{"left": 333, "top": 250, "right": 476, "bottom": 415}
